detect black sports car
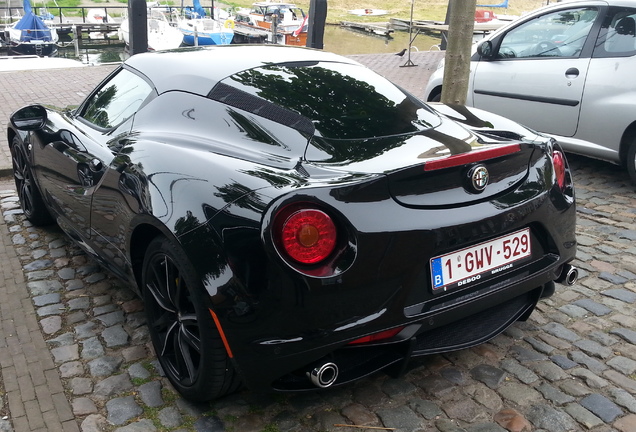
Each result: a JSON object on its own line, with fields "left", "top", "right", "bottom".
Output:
{"left": 7, "top": 45, "right": 577, "bottom": 402}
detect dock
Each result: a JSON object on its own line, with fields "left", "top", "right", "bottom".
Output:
{"left": 413, "top": 21, "right": 506, "bottom": 34}
{"left": 390, "top": 17, "right": 436, "bottom": 31}
{"left": 69, "top": 23, "right": 124, "bottom": 48}
{"left": 390, "top": 17, "right": 508, "bottom": 36}
{"left": 389, "top": 17, "right": 508, "bottom": 51}
{"left": 232, "top": 24, "right": 269, "bottom": 44}
{"left": 1, "top": 21, "right": 125, "bottom": 49}
{"left": 340, "top": 21, "right": 394, "bottom": 37}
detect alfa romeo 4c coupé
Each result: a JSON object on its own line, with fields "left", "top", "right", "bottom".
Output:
{"left": 7, "top": 45, "right": 577, "bottom": 401}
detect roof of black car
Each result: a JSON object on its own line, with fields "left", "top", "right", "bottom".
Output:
{"left": 124, "top": 45, "right": 360, "bottom": 96}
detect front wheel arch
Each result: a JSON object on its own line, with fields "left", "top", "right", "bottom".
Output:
{"left": 129, "top": 223, "right": 165, "bottom": 291}
{"left": 619, "top": 121, "right": 636, "bottom": 184}
{"left": 427, "top": 86, "right": 442, "bottom": 103}
{"left": 9, "top": 135, "right": 54, "bottom": 226}
{"left": 626, "top": 136, "right": 636, "bottom": 185}
{"left": 141, "top": 235, "right": 241, "bottom": 401}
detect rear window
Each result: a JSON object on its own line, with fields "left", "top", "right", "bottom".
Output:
{"left": 209, "top": 61, "right": 440, "bottom": 140}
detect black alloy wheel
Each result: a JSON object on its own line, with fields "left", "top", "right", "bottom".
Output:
{"left": 10, "top": 137, "right": 53, "bottom": 226}
{"left": 142, "top": 237, "right": 240, "bottom": 401}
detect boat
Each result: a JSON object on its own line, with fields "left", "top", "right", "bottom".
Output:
{"left": 6, "top": 0, "right": 58, "bottom": 56}
{"left": 233, "top": 1, "right": 307, "bottom": 46}
{"left": 146, "top": 1, "right": 176, "bottom": 14}
{"left": 348, "top": 9, "right": 389, "bottom": 16}
{"left": 180, "top": 0, "right": 206, "bottom": 19}
{"left": 37, "top": 7, "right": 54, "bottom": 23}
{"left": 178, "top": 16, "right": 234, "bottom": 45}
{"left": 85, "top": 8, "right": 118, "bottom": 39}
{"left": 86, "top": 8, "right": 114, "bottom": 25}
{"left": 177, "top": 0, "right": 234, "bottom": 46}
{"left": 118, "top": 8, "right": 183, "bottom": 51}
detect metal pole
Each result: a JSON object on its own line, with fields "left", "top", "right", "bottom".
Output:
{"left": 401, "top": 0, "right": 417, "bottom": 67}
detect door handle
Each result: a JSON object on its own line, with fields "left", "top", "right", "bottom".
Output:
{"left": 565, "top": 68, "right": 579, "bottom": 79}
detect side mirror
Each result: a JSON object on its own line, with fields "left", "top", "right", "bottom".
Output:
{"left": 10, "top": 105, "right": 47, "bottom": 131}
{"left": 477, "top": 40, "right": 494, "bottom": 59}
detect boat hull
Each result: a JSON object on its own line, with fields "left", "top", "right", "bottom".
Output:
{"left": 181, "top": 30, "right": 234, "bottom": 46}
{"left": 8, "top": 8, "right": 59, "bottom": 57}
{"left": 283, "top": 31, "right": 306, "bottom": 46}
{"left": 8, "top": 42, "right": 58, "bottom": 56}
{"left": 119, "top": 15, "right": 184, "bottom": 51}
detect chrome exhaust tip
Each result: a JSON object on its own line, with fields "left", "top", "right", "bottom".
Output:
{"left": 556, "top": 264, "right": 578, "bottom": 286}
{"left": 307, "top": 362, "right": 338, "bottom": 388}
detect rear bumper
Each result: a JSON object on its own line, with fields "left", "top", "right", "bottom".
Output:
{"left": 273, "top": 285, "right": 541, "bottom": 392}
{"left": 238, "top": 268, "right": 561, "bottom": 393}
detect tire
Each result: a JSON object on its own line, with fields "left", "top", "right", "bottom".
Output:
{"left": 430, "top": 90, "right": 442, "bottom": 103}
{"left": 142, "top": 236, "right": 241, "bottom": 402}
{"left": 628, "top": 141, "right": 636, "bottom": 185}
{"left": 10, "top": 137, "right": 54, "bottom": 226}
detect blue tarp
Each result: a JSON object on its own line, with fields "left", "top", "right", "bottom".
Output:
{"left": 188, "top": 0, "right": 207, "bottom": 18}
{"left": 13, "top": 0, "right": 54, "bottom": 42}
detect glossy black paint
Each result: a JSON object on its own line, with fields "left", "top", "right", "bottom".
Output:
{"left": 7, "top": 45, "right": 576, "bottom": 398}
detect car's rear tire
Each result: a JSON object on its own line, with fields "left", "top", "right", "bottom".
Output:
{"left": 142, "top": 236, "right": 241, "bottom": 402}
{"left": 430, "top": 89, "right": 442, "bottom": 103}
{"left": 10, "top": 137, "right": 54, "bottom": 226}
{"left": 628, "top": 140, "right": 636, "bottom": 185}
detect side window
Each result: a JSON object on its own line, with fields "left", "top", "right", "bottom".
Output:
{"left": 498, "top": 7, "right": 599, "bottom": 59}
{"left": 80, "top": 69, "right": 153, "bottom": 129}
{"left": 593, "top": 8, "right": 636, "bottom": 57}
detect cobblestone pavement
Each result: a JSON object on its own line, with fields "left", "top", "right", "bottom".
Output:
{"left": 3, "top": 154, "right": 636, "bottom": 432}
{"left": 2, "top": 51, "right": 636, "bottom": 432}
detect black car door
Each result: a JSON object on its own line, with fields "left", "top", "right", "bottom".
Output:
{"left": 37, "top": 67, "right": 153, "bottom": 265}
{"left": 35, "top": 121, "right": 114, "bottom": 242}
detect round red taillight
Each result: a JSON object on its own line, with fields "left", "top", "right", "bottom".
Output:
{"left": 280, "top": 209, "right": 337, "bottom": 264}
{"left": 552, "top": 150, "right": 566, "bottom": 190}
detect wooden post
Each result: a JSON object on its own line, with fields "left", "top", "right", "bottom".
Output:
{"left": 129, "top": 0, "right": 148, "bottom": 54}
{"left": 306, "top": 0, "right": 326, "bottom": 49}
{"left": 73, "top": 25, "right": 80, "bottom": 57}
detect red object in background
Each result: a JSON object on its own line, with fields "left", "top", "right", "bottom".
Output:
{"left": 475, "top": 9, "right": 496, "bottom": 23}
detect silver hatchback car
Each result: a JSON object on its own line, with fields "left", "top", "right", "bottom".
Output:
{"left": 425, "top": 0, "right": 636, "bottom": 183}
